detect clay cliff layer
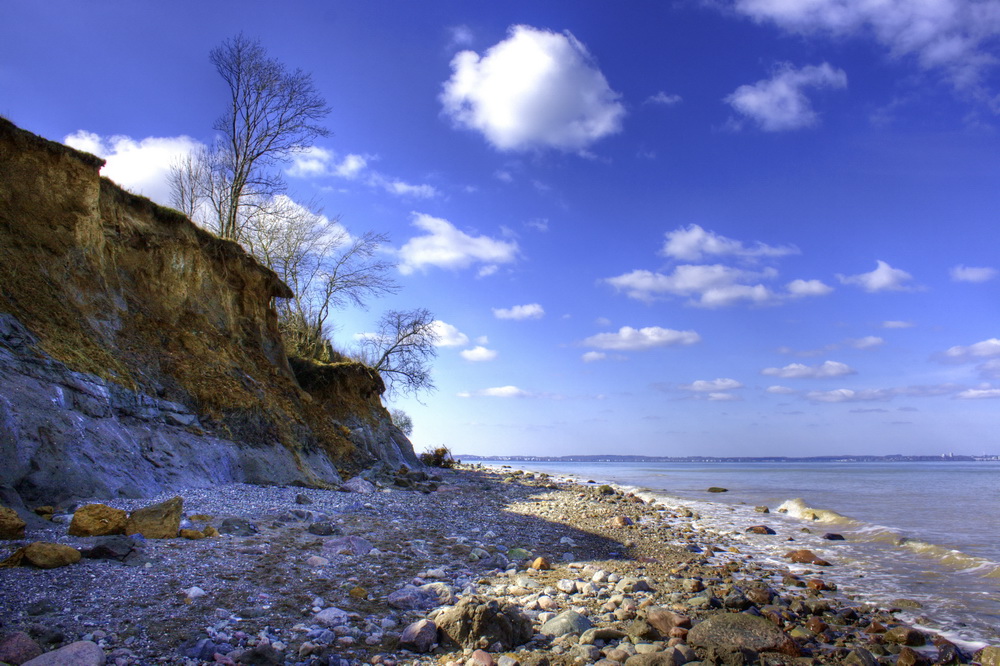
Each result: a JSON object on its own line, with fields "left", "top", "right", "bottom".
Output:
{"left": 0, "top": 118, "right": 417, "bottom": 506}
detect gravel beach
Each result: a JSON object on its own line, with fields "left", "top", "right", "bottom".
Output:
{"left": 0, "top": 465, "right": 995, "bottom": 666}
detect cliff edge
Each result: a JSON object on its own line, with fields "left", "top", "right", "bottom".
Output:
{"left": 0, "top": 118, "right": 417, "bottom": 506}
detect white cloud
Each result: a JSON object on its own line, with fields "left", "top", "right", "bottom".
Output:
{"left": 950, "top": 264, "right": 998, "bottom": 282}
{"left": 605, "top": 265, "right": 779, "bottom": 307}
{"left": 646, "top": 91, "right": 683, "bottom": 106}
{"left": 708, "top": 392, "right": 742, "bottom": 401}
{"left": 787, "top": 278, "right": 834, "bottom": 297}
{"left": 448, "top": 25, "right": 475, "bottom": 49}
{"left": 64, "top": 130, "right": 204, "bottom": 206}
{"left": 837, "top": 260, "right": 918, "bottom": 292}
{"left": 956, "top": 388, "right": 1000, "bottom": 399}
{"left": 288, "top": 147, "right": 435, "bottom": 197}
{"left": 398, "top": 213, "right": 519, "bottom": 275}
{"left": 460, "top": 346, "right": 498, "bottom": 362}
{"left": 806, "top": 388, "right": 891, "bottom": 403}
{"left": 725, "top": 63, "right": 847, "bottom": 131}
{"left": 430, "top": 320, "right": 470, "bottom": 347}
{"left": 582, "top": 326, "right": 701, "bottom": 351}
{"left": 767, "top": 385, "right": 797, "bottom": 394}
{"left": 662, "top": 224, "right": 798, "bottom": 262}
{"left": 460, "top": 385, "right": 531, "bottom": 398}
{"left": 378, "top": 178, "right": 438, "bottom": 198}
{"left": 761, "top": 360, "right": 857, "bottom": 378}
{"left": 848, "top": 336, "right": 885, "bottom": 350}
{"left": 883, "top": 320, "right": 915, "bottom": 329}
{"left": 942, "top": 338, "right": 1000, "bottom": 362}
{"left": 493, "top": 303, "right": 544, "bottom": 320}
{"left": 440, "top": 24, "right": 625, "bottom": 152}
{"left": 582, "top": 351, "right": 608, "bottom": 363}
{"left": 978, "top": 358, "right": 1000, "bottom": 379}
{"left": 731, "top": 0, "right": 1000, "bottom": 93}
{"left": 682, "top": 378, "right": 745, "bottom": 392}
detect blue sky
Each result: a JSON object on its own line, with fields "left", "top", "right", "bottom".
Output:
{"left": 3, "top": 1, "right": 999, "bottom": 457}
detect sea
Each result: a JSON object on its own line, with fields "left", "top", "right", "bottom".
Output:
{"left": 476, "top": 459, "right": 1000, "bottom": 650}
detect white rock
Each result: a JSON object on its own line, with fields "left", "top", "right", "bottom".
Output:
{"left": 183, "top": 586, "right": 206, "bottom": 599}
{"left": 315, "top": 606, "right": 350, "bottom": 627}
{"left": 306, "top": 555, "right": 330, "bottom": 567}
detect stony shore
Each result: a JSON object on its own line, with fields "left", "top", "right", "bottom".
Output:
{"left": 0, "top": 465, "right": 997, "bottom": 666}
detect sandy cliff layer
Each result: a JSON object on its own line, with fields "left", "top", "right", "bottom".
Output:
{"left": 0, "top": 118, "right": 416, "bottom": 505}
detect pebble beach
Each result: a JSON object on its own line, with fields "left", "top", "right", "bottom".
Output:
{"left": 1, "top": 465, "right": 996, "bottom": 666}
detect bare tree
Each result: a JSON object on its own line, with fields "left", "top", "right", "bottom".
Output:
{"left": 238, "top": 197, "right": 397, "bottom": 359}
{"left": 208, "top": 33, "right": 330, "bottom": 242}
{"left": 360, "top": 309, "right": 438, "bottom": 398}
{"left": 389, "top": 408, "right": 414, "bottom": 436}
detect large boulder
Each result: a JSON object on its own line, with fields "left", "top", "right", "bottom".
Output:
{"left": 19, "top": 640, "right": 105, "bottom": 665}
{"left": 125, "top": 496, "right": 182, "bottom": 539}
{"left": 68, "top": 504, "right": 127, "bottom": 537}
{"left": 540, "top": 610, "right": 593, "bottom": 637}
{"left": 1, "top": 542, "right": 83, "bottom": 569}
{"left": 398, "top": 619, "right": 437, "bottom": 653}
{"left": 0, "top": 505, "right": 26, "bottom": 539}
{"left": 436, "top": 596, "right": 533, "bottom": 650}
{"left": 686, "top": 612, "right": 800, "bottom": 657}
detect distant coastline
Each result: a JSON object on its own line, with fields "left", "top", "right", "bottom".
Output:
{"left": 459, "top": 453, "right": 1000, "bottom": 463}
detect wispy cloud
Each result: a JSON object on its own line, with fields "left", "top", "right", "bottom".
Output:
{"left": 582, "top": 326, "right": 701, "bottom": 351}
{"left": 762, "top": 360, "right": 857, "bottom": 379}
{"left": 725, "top": 62, "right": 847, "bottom": 131}
{"left": 837, "top": 260, "right": 919, "bottom": 292}
{"left": 493, "top": 303, "right": 545, "bottom": 320}
{"left": 950, "top": 264, "right": 998, "bottom": 283}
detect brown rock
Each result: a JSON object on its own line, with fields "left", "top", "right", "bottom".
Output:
{"left": 609, "top": 516, "right": 633, "bottom": 527}
{"left": 125, "top": 496, "right": 183, "bottom": 539}
{"left": 179, "top": 528, "right": 205, "bottom": 540}
{"left": 398, "top": 619, "right": 437, "bottom": 653}
{"left": 531, "top": 557, "right": 551, "bottom": 570}
{"left": 0, "top": 505, "right": 26, "bottom": 539}
{"left": 20, "top": 639, "right": 106, "bottom": 665}
{"left": 23, "top": 542, "right": 81, "bottom": 568}
{"left": 68, "top": 504, "right": 127, "bottom": 537}
{"left": 645, "top": 608, "right": 691, "bottom": 635}
{"left": 436, "top": 596, "right": 533, "bottom": 650}
{"left": 884, "top": 625, "right": 925, "bottom": 646}
{"left": 687, "top": 612, "right": 800, "bottom": 657}
{"left": 202, "top": 525, "right": 220, "bottom": 537}
{"left": 746, "top": 525, "right": 776, "bottom": 535}
{"left": 0, "top": 630, "right": 44, "bottom": 664}
{"left": 974, "top": 646, "right": 1000, "bottom": 666}
{"left": 784, "top": 549, "right": 831, "bottom": 566}
{"left": 896, "top": 646, "right": 931, "bottom": 666}
{"left": 805, "top": 617, "right": 828, "bottom": 634}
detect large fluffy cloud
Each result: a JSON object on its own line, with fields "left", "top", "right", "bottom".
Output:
{"left": 730, "top": 0, "right": 1000, "bottom": 91}
{"left": 64, "top": 131, "right": 203, "bottom": 206}
{"left": 582, "top": 326, "right": 701, "bottom": 351}
{"left": 838, "top": 260, "right": 918, "bottom": 292}
{"left": 725, "top": 63, "right": 847, "bottom": 131}
{"left": 397, "top": 213, "right": 519, "bottom": 275}
{"left": 440, "top": 25, "right": 625, "bottom": 152}
{"left": 430, "top": 320, "right": 470, "bottom": 347}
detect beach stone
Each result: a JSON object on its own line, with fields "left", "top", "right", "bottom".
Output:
{"left": 884, "top": 626, "right": 925, "bottom": 646}
{"left": 843, "top": 647, "right": 878, "bottom": 666}
{"left": 623, "top": 649, "right": 687, "bottom": 666}
{"left": 436, "top": 596, "right": 533, "bottom": 650}
{"left": 125, "top": 496, "right": 182, "bottom": 539}
{"left": 306, "top": 555, "right": 330, "bottom": 566}
{"left": 746, "top": 525, "right": 776, "bottom": 535}
{"left": 580, "top": 628, "right": 627, "bottom": 645}
{"left": 20, "top": 640, "right": 105, "bottom": 665}
{"left": 343, "top": 477, "right": 376, "bottom": 494}
{"left": 307, "top": 521, "right": 339, "bottom": 536}
{"left": 784, "top": 549, "right": 831, "bottom": 566}
{"left": 323, "top": 535, "right": 373, "bottom": 556}
{"left": 179, "top": 528, "right": 205, "bottom": 540}
{"left": 387, "top": 584, "right": 438, "bottom": 610}
{"left": 540, "top": 610, "right": 593, "bottom": 637}
{"left": 294, "top": 493, "right": 312, "bottom": 504}
{"left": 686, "top": 612, "right": 800, "bottom": 657}
{"left": 315, "top": 606, "right": 350, "bottom": 627}
{"left": 398, "top": 619, "right": 437, "bottom": 653}
{"left": 217, "top": 517, "right": 256, "bottom": 536}
{"left": 82, "top": 535, "right": 135, "bottom": 561}
{"left": 420, "top": 581, "right": 457, "bottom": 605}
{"left": 974, "top": 646, "right": 1000, "bottom": 666}
{"left": 0, "top": 505, "right": 27, "bottom": 539}
{"left": 466, "top": 649, "right": 495, "bottom": 666}
{"left": 68, "top": 504, "right": 127, "bottom": 537}
{"left": 645, "top": 608, "right": 691, "bottom": 635}
{"left": 822, "top": 532, "right": 846, "bottom": 540}
{"left": 530, "top": 557, "right": 551, "bottom": 570}
{"left": 507, "top": 547, "right": 532, "bottom": 560}
{"left": 707, "top": 487, "right": 728, "bottom": 493}
{"left": 743, "top": 587, "right": 772, "bottom": 605}
{"left": 754, "top": 506, "right": 769, "bottom": 513}
{"left": 609, "top": 516, "right": 633, "bottom": 527}
{"left": 896, "top": 646, "right": 931, "bottom": 666}
{"left": 0, "top": 631, "right": 44, "bottom": 664}
{"left": 21, "top": 542, "right": 81, "bottom": 568}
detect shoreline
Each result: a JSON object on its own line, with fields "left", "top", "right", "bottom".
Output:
{"left": 0, "top": 465, "right": 996, "bottom": 665}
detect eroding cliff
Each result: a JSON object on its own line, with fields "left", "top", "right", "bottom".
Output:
{"left": 0, "top": 118, "right": 416, "bottom": 505}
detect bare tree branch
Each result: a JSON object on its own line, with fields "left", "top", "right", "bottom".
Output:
{"left": 360, "top": 309, "right": 438, "bottom": 398}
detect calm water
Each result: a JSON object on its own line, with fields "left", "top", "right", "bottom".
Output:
{"left": 481, "top": 460, "right": 1000, "bottom": 648}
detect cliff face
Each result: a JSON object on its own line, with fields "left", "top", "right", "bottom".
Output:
{"left": 0, "top": 118, "right": 417, "bottom": 505}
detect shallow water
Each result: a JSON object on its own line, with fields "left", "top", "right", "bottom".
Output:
{"left": 481, "top": 460, "right": 1000, "bottom": 649}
